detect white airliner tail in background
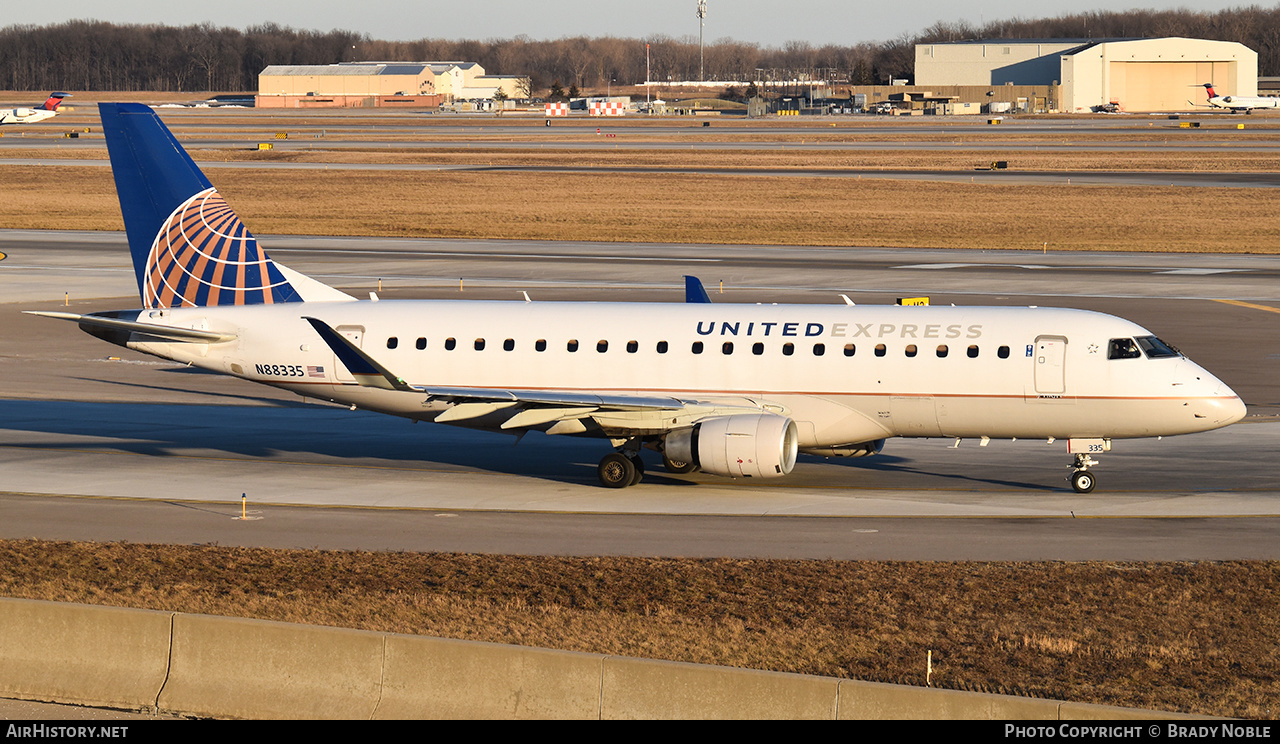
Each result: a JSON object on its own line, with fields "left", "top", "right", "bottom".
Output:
{"left": 27, "top": 103, "right": 1247, "bottom": 493}
{"left": 0, "top": 93, "right": 71, "bottom": 125}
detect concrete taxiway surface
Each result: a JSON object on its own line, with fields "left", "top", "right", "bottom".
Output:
{"left": 2, "top": 232, "right": 1278, "bottom": 558}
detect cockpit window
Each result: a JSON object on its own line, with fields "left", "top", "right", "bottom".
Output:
{"left": 1135, "top": 336, "right": 1181, "bottom": 359}
{"left": 1108, "top": 338, "right": 1142, "bottom": 360}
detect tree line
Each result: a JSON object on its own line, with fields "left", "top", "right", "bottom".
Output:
{"left": 3, "top": 7, "right": 1280, "bottom": 94}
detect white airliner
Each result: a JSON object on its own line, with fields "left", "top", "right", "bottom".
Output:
{"left": 1190, "top": 83, "right": 1280, "bottom": 112}
{"left": 28, "top": 103, "right": 1246, "bottom": 493}
{"left": 0, "top": 93, "right": 70, "bottom": 125}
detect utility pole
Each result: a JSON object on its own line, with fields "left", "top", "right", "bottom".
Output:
{"left": 697, "top": 0, "right": 707, "bottom": 82}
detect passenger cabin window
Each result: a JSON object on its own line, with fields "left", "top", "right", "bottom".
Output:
{"left": 567, "top": 340, "right": 579, "bottom": 352}
{"left": 386, "top": 337, "right": 398, "bottom": 349}
{"left": 813, "top": 343, "right": 825, "bottom": 356}
{"left": 782, "top": 343, "right": 794, "bottom": 356}
{"left": 936, "top": 345, "right": 948, "bottom": 358}
{"left": 905, "top": 344, "right": 917, "bottom": 358}
{"left": 1108, "top": 338, "right": 1142, "bottom": 360}
{"left": 503, "top": 339, "right": 515, "bottom": 351}
{"left": 445, "top": 337, "right": 457, "bottom": 351}
{"left": 416, "top": 337, "right": 426, "bottom": 350}
{"left": 967, "top": 345, "right": 978, "bottom": 358}
{"left": 474, "top": 338, "right": 485, "bottom": 351}
{"left": 692, "top": 341, "right": 704, "bottom": 354}
{"left": 722, "top": 342, "right": 734, "bottom": 355}
{"left": 843, "top": 344, "right": 855, "bottom": 357}
{"left": 875, "top": 344, "right": 886, "bottom": 357}
{"left": 626, "top": 340, "right": 638, "bottom": 353}
{"left": 535, "top": 339, "right": 547, "bottom": 352}
{"left": 597, "top": 340, "right": 608, "bottom": 353}
{"left": 753, "top": 342, "right": 765, "bottom": 356}
{"left": 656, "top": 341, "right": 669, "bottom": 353}
{"left": 997, "top": 345, "right": 1010, "bottom": 359}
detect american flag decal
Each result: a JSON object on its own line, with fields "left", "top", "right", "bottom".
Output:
{"left": 307, "top": 366, "right": 326, "bottom": 378}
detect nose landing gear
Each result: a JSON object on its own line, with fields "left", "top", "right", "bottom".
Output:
{"left": 1069, "top": 454, "right": 1098, "bottom": 493}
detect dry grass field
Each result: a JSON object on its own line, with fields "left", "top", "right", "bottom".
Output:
{"left": 1, "top": 539, "right": 1276, "bottom": 719}
{"left": 3, "top": 162, "right": 1279, "bottom": 252}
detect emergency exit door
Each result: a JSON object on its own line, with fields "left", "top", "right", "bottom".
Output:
{"left": 333, "top": 325, "right": 365, "bottom": 382}
{"left": 1034, "top": 336, "right": 1067, "bottom": 394}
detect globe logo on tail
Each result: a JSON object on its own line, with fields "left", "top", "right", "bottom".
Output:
{"left": 144, "top": 188, "right": 296, "bottom": 308}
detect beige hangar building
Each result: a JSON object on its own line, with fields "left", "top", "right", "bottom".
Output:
{"left": 257, "top": 61, "right": 525, "bottom": 108}
{"left": 915, "top": 37, "right": 1259, "bottom": 112}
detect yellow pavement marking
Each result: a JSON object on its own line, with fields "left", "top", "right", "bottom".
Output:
{"left": 1214, "top": 299, "right": 1280, "bottom": 315}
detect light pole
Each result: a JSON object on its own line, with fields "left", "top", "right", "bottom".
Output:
{"left": 697, "top": 0, "right": 707, "bottom": 82}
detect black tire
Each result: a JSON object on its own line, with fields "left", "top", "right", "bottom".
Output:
{"left": 662, "top": 456, "right": 697, "bottom": 474}
{"left": 627, "top": 454, "right": 645, "bottom": 485}
{"left": 1071, "top": 470, "right": 1097, "bottom": 494}
{"left": 598, "top": 453, "right": 636, "bottom": 489}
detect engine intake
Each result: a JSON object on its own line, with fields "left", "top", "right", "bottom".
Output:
{"left": 664, "top": 413, "right": 799, "bottom": 478}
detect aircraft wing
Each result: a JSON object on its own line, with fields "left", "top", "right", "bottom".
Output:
{"left": 303, "top": 316, "right": 758, "bottom": 432}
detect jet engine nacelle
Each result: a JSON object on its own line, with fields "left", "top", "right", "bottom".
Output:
{"left": 664, "top": 413, "right": 799, "bottom": 478}
{"left": 801, "top": 439, "right": 886, "bottom": 458}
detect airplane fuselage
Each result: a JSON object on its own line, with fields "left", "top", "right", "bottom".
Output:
{"left": 115, "top": 300, "right": 1244, "bottom": 449}
{"left": 0, "top": 108, "right": 58, "bottom": 125}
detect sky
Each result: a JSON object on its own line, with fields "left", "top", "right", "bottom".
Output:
{"left": 5, "top": 1, "right": 1260, "bottom": 47}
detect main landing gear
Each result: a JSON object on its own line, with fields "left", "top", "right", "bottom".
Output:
{"left": 598, "top": 451, "right": 645, "bottom": 488}
{"left": 598, "top": 438, "right": 701, "bottom": 487}
{"left": 1069, "top": 454, "right": 1098, "bottom": 494}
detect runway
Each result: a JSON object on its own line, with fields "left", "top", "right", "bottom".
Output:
{"left": 5, "top": 158, "right": 1277, "bottom": 188}
{"left": 2, "top": 232, "right": 1278, "bottom": 558}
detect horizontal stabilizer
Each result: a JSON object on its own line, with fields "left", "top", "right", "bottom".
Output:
{"left": 24, "top": 311, "right": 237, "bottom": 343}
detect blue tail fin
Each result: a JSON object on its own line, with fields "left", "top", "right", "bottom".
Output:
{"left": 99, "top": 102, "right": 306, "bottom": 309}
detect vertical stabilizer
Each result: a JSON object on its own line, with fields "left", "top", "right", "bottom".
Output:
{"left": 98, "top": 103, "right": 348, "bottom": 308}
{"left": 41, "top": 93, "right": 70, "bottom": 111}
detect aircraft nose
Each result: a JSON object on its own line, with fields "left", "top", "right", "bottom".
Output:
{"left": 1212, "top": 387, "right": 1247, "bottom": 427}
{"left": 1195, "top": 378, "right": 1246, "bottom": 428}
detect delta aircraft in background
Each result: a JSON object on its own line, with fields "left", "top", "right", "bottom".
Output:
{"left": 0, "top": 93, "right": 70, "bottom": 125}
{"left": 1190, "top": 83, "right": 1280, "bottom": 112}
{"left": 28, "top": 103, "right": 1246, "bottom": 493}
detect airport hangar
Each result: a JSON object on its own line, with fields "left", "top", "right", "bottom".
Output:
{"left": 256, "top": 61, "right": 525, "bottom": 108}
{"left": 914, "top": 37, "right": 1259, "bottom": 112}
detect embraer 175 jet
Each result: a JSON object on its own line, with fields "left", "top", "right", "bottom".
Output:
{"left": 1191, "top": 83, "right": 1280, "bottom": 112}
{"left": 29, "top": 103, "right": 1246, "bottom": 492}
{"left": 0, "top": 93, "right": 70, "bottom": 125}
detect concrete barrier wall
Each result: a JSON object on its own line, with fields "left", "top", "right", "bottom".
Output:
{"left": 0, "top": 598, "right": 1186, "bottom": 719}
{"left": 0, "top": 598, "right": 172, "bottom": 711}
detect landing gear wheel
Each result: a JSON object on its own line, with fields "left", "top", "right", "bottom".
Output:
{"left": 662, "top": 455, "right": 697, "bottom": 474}
{"left": 627, "top": 454, "right": 645, "bottom": 485}
{"left": 1071, "top": 470, "right": 1096, "bottom": 494}
{"left": 598, "top": 453, "right": 637, "bottom": 489}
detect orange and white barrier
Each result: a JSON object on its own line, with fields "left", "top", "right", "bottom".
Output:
{"left": 589, "top": 101, "right": 626, "bottom": 117}
{"left": 544, "top": 103, "right": 569, "bottom": 117}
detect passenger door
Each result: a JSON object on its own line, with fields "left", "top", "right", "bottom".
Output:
{"left": 1034, "top": 335, "right": 1067, "bottom": 395}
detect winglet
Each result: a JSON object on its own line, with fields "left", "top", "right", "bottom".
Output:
{"left": 684, "top": 275, "right": 712, "bottom": 303}
{"left": 303, "top": 317, "right": 416, "bottom": 392}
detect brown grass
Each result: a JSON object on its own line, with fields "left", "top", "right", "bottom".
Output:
{"left": 4, "top": 164, "right": 1278, "bottom": 253}
{"left": 18, "top": 144, "right": 1280, "bottom": 173}
{"left": 1, "top": 539, "right": 1275, "bottom": 718}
